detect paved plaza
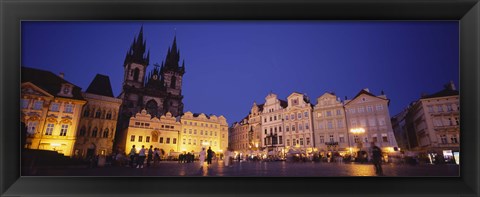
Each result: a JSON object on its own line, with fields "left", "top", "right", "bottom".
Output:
{"left": 30, "top": 161, "right": 459, "bottom": 177}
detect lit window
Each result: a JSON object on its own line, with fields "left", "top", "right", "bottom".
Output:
{"left": 60, "top": 124, "right": 68, "bottom": 136}
{"left": 166, "top": 138, "right": 170, "bottom": 144}
{"left": 160, "top": 137, "right": 164, "bottom": 143}
{"left": 21, "top": 99, "right": 29, "bottom": 109}
{"left": 376, "top": 104, "right": 384, "bottom": 111}
{"left": 138, "top": 136, "right": 143, "bottom": 142}
{"left": 366, "top": 106, "right": 373, "bottom": 112}
{"left": 146, "top": 136, "right": 150, "bottom": 142}
{"left": 45, "top": 123, "right": 54, "bottom": 135}
{"left": 50, "top": 103, "right": 59, "bottom": 111}
{"left": 27, "top": 122, "right": 38, "bottom": 134}
{"left": 131, "top": 135, "right": 135, "bottom": 142}
{"left": 33, "top": 101, "right": 43, "bottom": 110}
{"left": 65, "top": 104, "right": 73, "bottom": 113}
{"left": 173, "top": 138, "right": 177, "bottom": 144}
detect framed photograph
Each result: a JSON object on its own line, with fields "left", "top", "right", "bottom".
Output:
{"left": 1, "top": 0, "right": 479, "bottom": 196}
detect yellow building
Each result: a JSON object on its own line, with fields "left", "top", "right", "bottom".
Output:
{"left": 124, "top": 110, "right": 229, "bottom": 157}
{"left": 180, "top": 111, "right": 229, "bottom": 154}
{"left": 21, "top": 67, "right": 86, "bottom": 156}
{"left": 75, "top": 74, "right": 122, "bottom": 158}
{"left": 124, "top": 110, "right": 181, "bottom": 156}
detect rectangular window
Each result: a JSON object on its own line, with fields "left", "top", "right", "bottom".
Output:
{"left": 194, "top": 129, "right": 197, "bottom": 134}
{"left": 21, "top": 99, "right": 29, "bottom": 109}
{"left": 329, "top": 135, "right": 334, "bottom": 142}
{"left": 382, "top": 133, "right": 388, "bottom": 142}
{"left": 33, "top": 101, "right": 43, "bottom": 110}
{"left": 146, "top": 136, "right": 150, "bottom": 143}
{"left": 437, "top": 105, "right": 444, "bottom": 112}
{"left": 50, "top": 103, "right": 59, "bottom": 111}
{"left": 215, "top": 132, "right": 217, "bottom": 136}
{"left": 368, "top": 118, "right": 376, "bottom": 126}
{"left": 285, "top": 115, "right": 289, "bottom": 120}
{"left": 376, "top": 104, "right": 384, "bottom": 111}
{"left": 291, "top": 114, "right": 295, "bottom": 120}
{"left": 286, "top": 126, "right": 290, "bottom": 132}
{"left": 318, "top": 121, "right": 324, "bottom": 130}
{"left": 378, "top": 117, "right": 386, "bottom": 126}
{"left": 166, "top": 138, "right": 170, "bottom": 144}
{"left": 337, "top": 119, "right": 343, "bottom": 128}
{"left": 27, "top": 121, "right": 37, "bottom": 134}
{"left": 138, "top": 136, "right": 143, "bottom": 142}
{"left": 45, "top": 123, "right": 54, "bottom": 135}
{"left": 183, "top": 138, "right": 186, "bottom": 144}
{"left": 305, "top": 123, "right": 309, "bottom": 130}
{"left": 210, "top": 131, "right": 213, "bottom": 136}
{"left": 428, "top": 106, "right": 434, "bottom": 113}
{"left": 306, "top": 137, "right": 310, "bottom": 145}
{"left": 65, "top": 104, "right": 73, "bottom": 113}
{"left": 300, "top": 138, "right": 304, "bottom": 145}
{"left": 131, "top": 135, "right": 135, "bottom": 142}
{"left": 189, "top": 129, "right": 192, "bottom": 134}
{"left": 160, "top": 137, "right": 164, "bottom": 143}
{"left": 298, "top": 113, "right": 302, "bottom": 119}
{"left": 60, "top": 124, "right": 68, "bottom": 136}
{"left": 336, "top": 109, "right": 342, "bottom": 116}
{"left": 367, "top": 106, "right": 373, "bottom": 112}
{"left": 279, "top": 136, "right": 283, "bottom": 144}
{"left": 327, "top": 120, "right": 333, "bottom": 129}
{"left": 351, "top": 119, "right": 357, "bottom": 127}
{"left": 319, "top": 136, "right": 324, "bottom": 143}
{"left": 286, "top": 139, "right": 290, "bottom": 146}
{"left": 326, "top": 111, "right": 332, "bottom": 117}
{"left": 184, "top": 129, "right": 187, "bottom": 134}
{"left": 193, "top": 139, "right": 197, "bottom": 145}
{"left": 372, "top": 136, "right": 378, "bottom": 143}
{"left": 354, "top": 135, "right": 359, "bottom": 143}
{"left": 292, "top": 125, "right": 296, "bottom": 131}
{"left": 349, "top": 108, "right": 356, "bottom": 114}
{"left": 304, "top": 112, "right": 308, "bottom": 117}
{"left": 451, "top": 135, "right": 458, "bottom": 143}
{"left": 339, "top": 135, "right": 345, "bottom": 143}
{"left": 440, "top": 135, "right": 448, "bottom": 144}
{"left": 447, "top": 104, "right": 453, "bottom": 111}
{"left": 299, "top": 124, "right": 303, "bottom": 130}
{"left": 358, "top": 107, "right": 364, "bottom": 113}
{"left": 188, "top": 139, "right": 191, "bottom": 144}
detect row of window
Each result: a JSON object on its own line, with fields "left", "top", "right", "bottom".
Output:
{"left": 439, "top": 134, "right": 459, "bottom": 144}
{"left": 427, "top": 104, "right": 459, "bottom": 113}
{"left": 316, "top": 109, "right": 343, "bottom": 118}
{"left": 350, "top": 117, "right": 386, "bottom": 127}
{"left": 285, "top": 137, "right": 311, "bottom": 146}
{"left": 27, "top": 121, "right": 69, "bottom": 136}
{"left": 317, "top": 119, "right": 345, "bottom": 130}
{"left": 433, "top": 117, "right": 460, "bottom": 127}
{"left": 22, "top": 99, "right": 74, "bottom": 113}
{"left": 284, "top": 123, "right": 310, "bottom": 132}
{"left": 78, "top": 126, "right": 111, "bottom": 138}
{"left": 183, "top": 121, "right": 218, "bottom": 128}
{"left": 183, "top": 129, "right": 217, "bottom": 137}
{"left": 182, "top": 139, "right": 217, "bottom": 146}
{"left": 348, "top": 104, "right": 383, "bottom": 114}
{"left": 264, "top": 136, "right": 283, "bottom": 145}
{"left": 318, "top": 133, "right": 390, "bottom": 144}
{"left": 83, "top": 109, "right": 114, "bottom": 120}
{"left": 130, "top": 135, "right": 178, "bottom": 144}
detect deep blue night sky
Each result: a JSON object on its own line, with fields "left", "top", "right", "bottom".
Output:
{"left": 21, "top": 21, "right": 459, "bottom": 124}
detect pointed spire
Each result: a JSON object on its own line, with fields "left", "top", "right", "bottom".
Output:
{"left": 124, "top": 25, "right": 149, "bottom": 67}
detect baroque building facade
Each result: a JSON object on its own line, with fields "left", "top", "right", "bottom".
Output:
{"left": 21, "top": 67, "right": 86, "bottom": 156}
{"left": 125, "top": 110, "right": 229, "bottom": 156}
{"left": 283, "top": 92, "right": 314, "bottom": 154}
{"left": 116, "top": 27, "right": 186, "bottom": 151}
{"left": 260, "top": 93, "right": 288, "bottom": 154}
{"left": 74, "top": 74, "right": 122, "bottom": 158}
{"left": 312, "top": 92, "right": 349, "bottom": 155}
{"left": 344, "top": 89, "right": 399, "bottom": 155}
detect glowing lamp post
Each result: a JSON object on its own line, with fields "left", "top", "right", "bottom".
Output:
{"left": 349, "top": 128, "right": 365, "bottom": 160}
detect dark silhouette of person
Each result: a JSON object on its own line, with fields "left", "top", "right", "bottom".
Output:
{"left": 207, "top": 147, "right": 213, "bottom": 165}
{"left": 371, "top": 142, "right": 383, "bottom": 176}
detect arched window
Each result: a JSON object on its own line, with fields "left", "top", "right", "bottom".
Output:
{"left": 95, "top": 110, "right": 101, "bottom": 118}
{"left": 83, "top": 108, "right": 90, "bottom": 117}
{"left": 79, "top": 126, "right": 86, "bottom": 136}
{"left": 133, "top": 68, "right": 140, "bottom": 81}
{"left": 103, "top": 128, "right": 109, "bottom": 138}
{"left": 92, "top": 127, "right": 98, "bottom": 137}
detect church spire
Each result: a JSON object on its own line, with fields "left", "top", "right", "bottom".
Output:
{"left": 124, "top": 26, "right": 149, "bottom": 66}
{"left": 161, "top": 34, "right": 184, "bottom": 75}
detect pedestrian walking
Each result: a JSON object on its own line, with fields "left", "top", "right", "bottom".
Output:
{"left": 129, "top": 145, "right": 137, "bottom": 168}
{"left": 370, "top": 142, "right": 383, "bottom": 175}
{"left": 153, "top": 148, "right": 160, "bottom": 167}
{"left": 207, "top": 147, "right": 213, "bottom": 165}
{"left": 137, "top": 145, "right": 146, "bottom": 168}
{"left": 147, "top": 145, "right": 153, "bottom": 167}
{"left": 199, "top": 148, "right": 206, "bottom": 169}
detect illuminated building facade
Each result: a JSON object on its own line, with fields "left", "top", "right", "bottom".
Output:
{"left": 124, "top": 110, "right": 228, "bottom": 156}
{"left": 283, "top": 92, "right": 314, "bottom": 153}
{"left": 74, "top": 74, "right": 122, "bottom": 157}
{"left": 116, "top": 26, "right": 186, "bottom": 151}
{"left": 229, "top": 118, "right": 250, "bottom": 153}
{"left": 21, "top": 67, "right": 86, "bottom": 156}
{"left": 260, "top": 93, "right": 288, "bottom": 155}
{"left": 396, "top": 81, "right": 459, "bottom": 163}
{"left": 344, "top": 88, "right": 398, "bottom": 154}
{"left": 312, "top": 92, "right": 349, "bottom": 155}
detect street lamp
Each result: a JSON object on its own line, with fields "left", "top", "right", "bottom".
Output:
{"left": 349, "top": 128, "right": 365, "bottom": 160}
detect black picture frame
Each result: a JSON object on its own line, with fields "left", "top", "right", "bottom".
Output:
{"left": 1, "top": 0, "right": 479, "bottom": 196}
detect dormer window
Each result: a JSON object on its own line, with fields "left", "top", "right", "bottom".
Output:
{"left": 58, "top": 83, "right": 73, "bottom": 97}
